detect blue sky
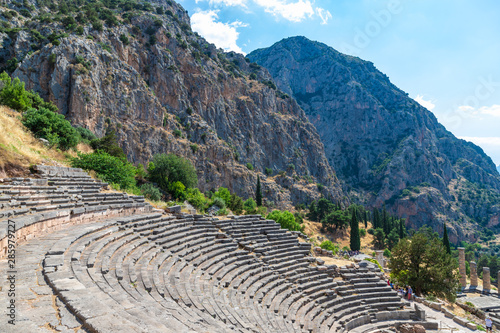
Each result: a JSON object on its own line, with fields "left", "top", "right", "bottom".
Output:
{"left": 178, "top": 0, "right": 500, "bottom": 166}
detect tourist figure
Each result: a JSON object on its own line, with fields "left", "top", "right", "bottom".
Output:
{"left": 486, "top": 316, "right": 493, "bottom": 332}
{"left": 407, "top": 285, "right": 412, "bottom": 300}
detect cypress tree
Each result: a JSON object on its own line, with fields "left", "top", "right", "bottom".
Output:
{"left": 399, "top": 219, "right": 406, "bottom": 239}
{"left": 256, "top": 175, "right": 262, "bottom": 207}
{"left": 364, "top": 211, "right": 368, "bottom": 228}
{"left": 350, "top": 210, "right": 361, "bottom": 251}
{"left": 442, "top": 223, "right": 451, "bottom": 254}
{"left": 373, "top": 208, "right": 380, "bottom": 228}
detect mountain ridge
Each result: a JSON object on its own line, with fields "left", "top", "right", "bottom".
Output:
{"left": 248, "top": 36, "right": 500, "bottom": 242}
{"left": 1, "top": 0, "right": 343, "bottom": 208}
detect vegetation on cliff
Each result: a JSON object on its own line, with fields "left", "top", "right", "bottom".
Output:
{"left": 389, "top": 227, "right": 460, "bottom": 301}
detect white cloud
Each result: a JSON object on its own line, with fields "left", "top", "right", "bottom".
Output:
{"left": 197, "top": 0, "right": 248, "bottom": 7}
{"left": 197, "top": 0, "right": 329, "bottom": 23}
{"left": 253, "top": 0, "right": 314, "bottom": 22}
{"left": 478, "top": 104, "right": 500, "bottom": 117}
{"left": 191, "top": 10, "right": 247, "bottom": 54}
{"left": 316, "top": 8, "right": 332, "bottom": 25}
{"left": 415, "top": 95, "right": 436, "bottom": 111}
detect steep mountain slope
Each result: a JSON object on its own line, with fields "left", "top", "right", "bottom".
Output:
{"left": 0, "top": 2, "right": 343, "bottom": 207}
{"left": 248, "top": 36, "right": 500, "bottom": 242}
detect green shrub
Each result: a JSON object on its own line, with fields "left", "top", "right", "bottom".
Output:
{"left": 267, "top": 210, "right": 304, "bottom": 232}
{"left": 90, "top": 129, "right": 126, "bottom": 159}
{"left": 367, "top": 228, "right": 375, "bottom": 235}
{"left": 75, "top": 126, "right": 96, "bottom": 143}
{"left": 168, "top": 181, "right": 186, "bottom": 200}
{"left": 147, "top": 153, "right": 198, "bottom": 192}
{"left": 212, "top": 196, "right": 226, "bottom": 209}
{"left": 383, "top": 248, "right": 391, "bottom": 257}
{"left": 92, "top": 21, "right": 103, "bottom": 32}
{"left": 0, "top": 72, "right": 32, "bottom": 111}
{"left": 173, "top": 129, "right": 181, "bottom": 137}
{"left": 212, "top": 187, "right": 231, "bottom": 206}
{"left": 19, "top": 8, "right": 31, "bottom": 17}
{"left": 228, "top": 193, "right": 243, "bottom": 214}
{"left": 359, "top": 228, "right": 367, "bottom": 237}
{"left": 243, "top": 198, "right": 257, "bottom": 213}
{"left": 265, "top": 167, "right": 273, "bottom": 176}
{"left": 135, "top": 163, "right": 147, "bottom": 181}
{"left": 186, "top": 188, "right": 208, "bottom": 211}
{"left": 246, "top": 163, "right": 253, "bottom": 170}
{"left": 320, "top": 240, "right": 339, "bottom": 255}
{"left": 71, "top": 151, "right": 136, "bottom": 189}
{"left": 22, "top": 107, "right": 79, "bottom": 150}
{"left": 256, "top": 206, "right": 267, "bottom": 216}
{"left": 190, "top": 144, "right": 198, "bottom": 153}
{"left": 119, "top": 34, "right": 130, "bottom": 45}
{"left": 140, "top": 183, "right": 162, "bottom": 201}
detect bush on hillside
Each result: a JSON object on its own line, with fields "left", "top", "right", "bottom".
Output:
{"left": 147, "top": 153, "right": 198, "bottom": 192}
{"left": 228, "top": 193, "right": 244, "bottom": 214}
{"left": 267, "top": 210, "right": 304, "bottom": 232}
{"left": 186, "top": 188, "right": 208, "bottom": 211}
{"left": 212, "top": 187, "right": 231, "bottom": 206}
{"left": 0, "top": 72, "right": 32, "bottom": 111}
{"left": 71, "top": 151, "right": 137, "bottom": 189}
{"left": 212, "top": 196, "right": 226, "bottom": 209}
{"left": 243, "top": 198, "right": 257, "bottom": 213}
{"left": 140, "top": 183, "right": 162, "bottom": 201}
{"left": 168, "top": 181, "right": 186, "bottom": 200}
{"left": 320, "top": 240, "right": 339, "bottom": 255}
{"left": 76, "top": 126, "right": 97, "bottom": 143}
{"left": 90, "top": 129, "right": 126, "bottom": 158}
{"left": 22, "top": 107, "right": 79, "bottom": 150}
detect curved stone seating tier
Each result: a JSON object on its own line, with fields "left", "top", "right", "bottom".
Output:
{"left": 0, "top": 165, "right": 154, "bottom": 257}
{"left": 1, "top": 166, "right": 429, "bottom": 332}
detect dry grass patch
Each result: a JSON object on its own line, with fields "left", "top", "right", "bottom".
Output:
{"left": 304, "top": 219, "right": 375, "bottom": 254}
{"left": 0, "top": 106, "right": 71, "bottom": 176}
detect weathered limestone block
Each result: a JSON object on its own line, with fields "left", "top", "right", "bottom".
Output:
{"left": 458, "top": 247, "right": 467, "bottom": 288}
{"left": 483, "top": 267, "right": 491, "bottom": 292}
{"left": 470, "top": 261, "right": 478, "bottom": 288}
{"left": 375, "top": 250, "right": 384, "bottom": 268}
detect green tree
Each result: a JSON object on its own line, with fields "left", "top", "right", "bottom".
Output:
{"left": 389, "top": 228, "right": 460, "bottom": 301}
{"left": 243, "top": 198, "right": 257, "bottom": 213}
{"left": 147, "top": 153, "right": 198, "bottom": 192}
{"left": 373, "top": 228, "right": 386, "bottom": 250}
{"left": 442, "top": 223, "right": 451, "bottom": 254}
{"left": 90, "top": 128, "right": 126, "bottom": 159}
{"left": 322, "top": 210, "right": 350, "bottom": 231}
{"left": 140, "top": 183, "right": 161, "bottom": 201}
{"left": 186, "top": 188, "right": 208, "bottom": 211}
{"left": 350, "top": 211, "right": 361, "bottom": 251}
{"left": 386, "top": 228, "right": 400, "bottom": 250}
{"left": 256, "top": 175, "right": 262, "bottom": 206}
{"left": 399, "top": 218, "right": 406, "bottom": 239}
{"left": 228, "top": 193, "right": 244, "bottom": 214}
{"left": 212, "top": 187, "right": 231, "bottom": 206}
{"left": 0, "top": 72, "right": 32, "bottom": 111}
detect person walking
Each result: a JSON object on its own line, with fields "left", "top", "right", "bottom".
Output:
{"left": 485, "top": 316, "right": 493, "bottom": 332}
{"left": 408, "top": 285, "right": 412, "bottom": 301}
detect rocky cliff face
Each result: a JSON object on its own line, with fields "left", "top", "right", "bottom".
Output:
{"left": 248, "top": 36, "right": 500, "bottom": 241}
{"left": 1, "top": 2, "right": 343, "bottom": 207}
